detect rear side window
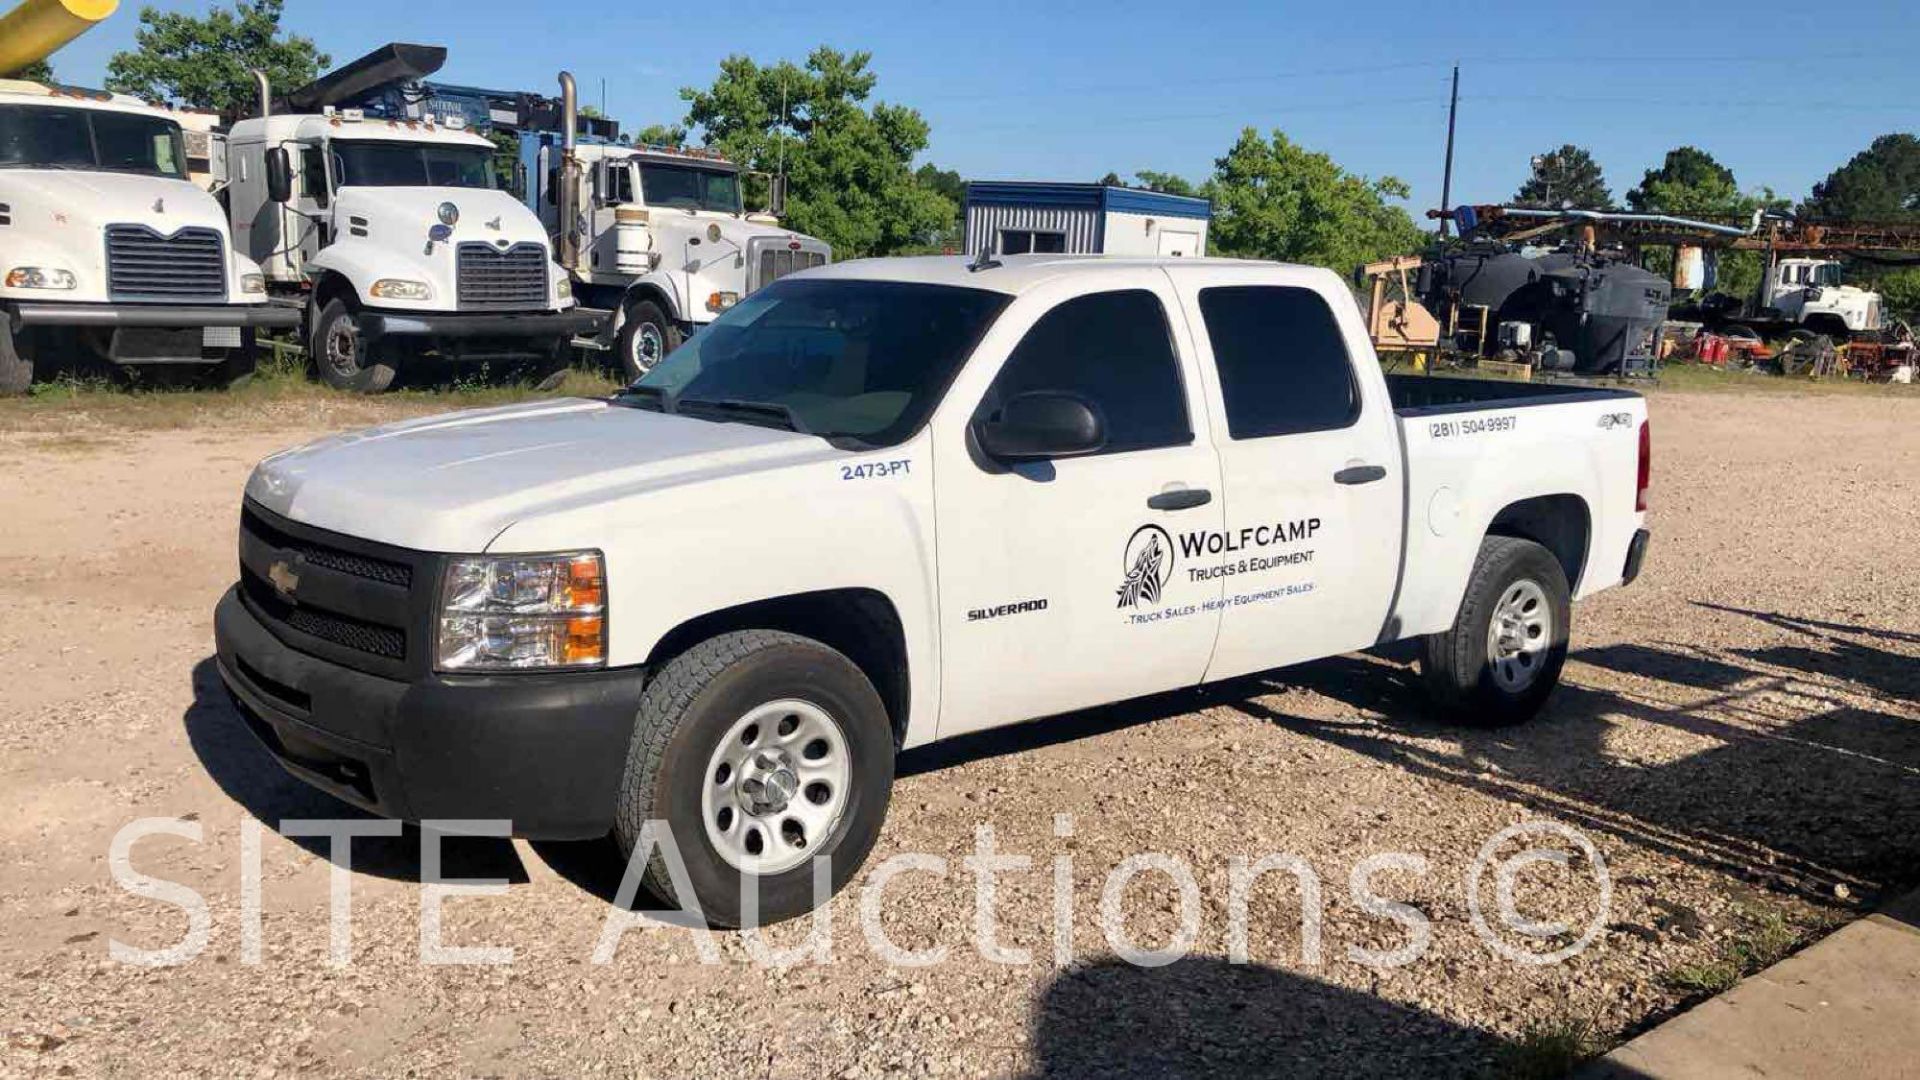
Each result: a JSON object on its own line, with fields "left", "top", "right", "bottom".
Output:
{"left": 1199, "top": 286, "right": 1359, "bottom": 439}
{"left": 980, "top": 290, "right": 1192, "bottom": 455}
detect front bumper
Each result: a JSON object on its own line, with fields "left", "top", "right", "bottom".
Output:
{"left": 214, "top": 585, "right": 645, "bottom": 839}
{"left": 360, "top": 307, "right": 610, "bottom": 341}
{"left": 7, "top": 299, "right": 303, "bottom": 329}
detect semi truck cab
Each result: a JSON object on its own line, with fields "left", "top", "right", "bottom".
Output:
{"left": 1766, "top": 258, "right": 1882, "bottom": 337}
{"left": 225, "top": 108, "right": 606, "bottom": 392}
{"left": 0, "top": 80, "right": 298, "bottom": 393}
{"left": 525, "top": 134, "right": 830, "bottom": 381}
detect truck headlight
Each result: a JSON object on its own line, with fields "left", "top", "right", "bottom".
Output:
{"left": 5, "top": 267, "right": 76, "bottom": 290}
{"left": 556, "top": 276, "right": 572, "bottom": 300}
{"left": 241, "top": 273, "right": 266, "bottom": 295}
{"left": 435, "top": 552, "right": 606, "bottom": 672}
{"left": 370, "top": 278, "right": 432, "bottom": 301}
{"left": 706, "top": 290, "right": 740, "bottom": 312}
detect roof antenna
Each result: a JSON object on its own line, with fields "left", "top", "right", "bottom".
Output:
{"left": 968, "top": 243, "right": 1001, "bottom": 273}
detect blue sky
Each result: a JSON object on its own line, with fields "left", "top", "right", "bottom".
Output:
{"left": 48, "top": 0, "right": 1920, "bottom": 216}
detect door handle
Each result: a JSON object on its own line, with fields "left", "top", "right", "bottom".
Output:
{"left": 1334, "top": 465, "right": 1388, "bottom": 485}
{"left": 1147, "top": 488, "right": 1213, "bottom": 511}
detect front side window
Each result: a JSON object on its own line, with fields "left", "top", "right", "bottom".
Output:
{"left": 977, "top": 290, "right": 1191, "bottom": 455}
{"left": 638, "top": 163, "right": 741, "bottom": 213}
{"left": 626, "top": 278, "right": 1010, "bottom": 447}
{"left": 298, "top": 144, "right": 328, "bottom": 202}
{"left": 0, "top": 104, "right": 185, "bottom": 178}
{"left": 331, "top": 140, "right": 494, "bottom": 188}
{"left": 1199, "top": 286, "right": 1359, "bottom": 439}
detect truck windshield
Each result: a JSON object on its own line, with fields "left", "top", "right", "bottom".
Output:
{"left": 638, "top": 162, "right": 741, "bottom": 213}
{"left": 1812, "top": 263, "right": 1844, "bottom": 287}
{"left": 622, "top": 278, "right": 1010, "bottom": 447}
{"left": 0, "top": 104, "right": 186, "bottom": 178}
{"left": 331, "top": 140, "right": 494, "bottom": 188}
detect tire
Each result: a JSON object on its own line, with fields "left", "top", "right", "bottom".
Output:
{"left": 0, "top": 318, "right": 32, "bottom": 395}
{"left": 614, "top": 630, "right": 895, "bottom": 928}
{"left": 616, "top": 299, "right": 680, "bottom": 383}
{"left": 201, "top": 329, "right": 258, "bottom": 390}
{"left": 1419, "top": 536, "right": 1571, "bottom": 726}
{"left": 309, "top": 298, "right": 396, "bottom": 393}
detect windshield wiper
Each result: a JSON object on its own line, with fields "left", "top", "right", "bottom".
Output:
{"left": 611, "top": 384, "right": 678, "bottom": 414}
{"left": 675, "top": 397, "right": 811, "bottom": 434}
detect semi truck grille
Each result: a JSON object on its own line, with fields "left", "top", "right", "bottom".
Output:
{"left": 754, "top": 246, "right": 828, "bottom": 291}
{"left": 456, "top": 242, "right": 548, "bottom": 309}
{"left": 105, "top": 224, "right": 226, "bottom": 302}
{"left": 237, "top": 503, "right": 426, "bottom": 674}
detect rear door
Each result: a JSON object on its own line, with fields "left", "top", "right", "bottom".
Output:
{"left": 931, "top": 272, "right": 1226, "bottom": 737}
{"left": 1168, "top": 266, "right": 1403, "bottom": 680}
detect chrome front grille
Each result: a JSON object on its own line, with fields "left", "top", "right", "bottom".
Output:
{"left": 750, "top": 241, "right": 828, "bottom": 293}
{"left": 105, "top": 224, "right": 226, "bottom": 302}
{"left": 456, "top": 242, "right": 549, "bottom": 309}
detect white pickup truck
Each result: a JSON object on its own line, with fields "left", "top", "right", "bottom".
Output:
{"left": 214, "top": 255, "right": 1651, "bottom": 925}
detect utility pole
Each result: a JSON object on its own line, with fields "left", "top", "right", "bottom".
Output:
{"left": 1438, "top": 63, "right": 1459, "bottom": 238}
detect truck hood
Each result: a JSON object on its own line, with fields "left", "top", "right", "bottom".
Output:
{"left": 334, "top": 186, "right": 549, "bottom": 251}
{"left": 246, "top": 399, "right": 835, "bottom": 552}
{"left": 0, "top": 170, "right": 228, "bottom": 235}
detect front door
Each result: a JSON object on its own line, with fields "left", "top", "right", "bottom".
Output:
{"left": 1167, "top": 269, "right": 1404, "bottom": 680}
{"left": 932, "top": 275, "right": 1225, "bottom": 737}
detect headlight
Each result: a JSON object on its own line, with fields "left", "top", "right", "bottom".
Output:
{"left": 5, "top": 267, "right": 76, "bottom": 290}
{"left": 435, "top": 551, "right": 606, "bottom": 672}
{"left": 437, "top": 201, "right": 460, "bottom": 227}
{"left": 370, "top": 278, "right": 432, "bottom": 301}
{"left": 706, "top": 290, "right": 740, "bottom": 312}
{"left": 556, "top": 276, "right": 572, "bottom": 300}
{"left": 241, "top": 273, "right": 266, "bottom": 295}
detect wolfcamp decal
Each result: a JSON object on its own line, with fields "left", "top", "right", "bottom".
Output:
{"left": 1117, "top": 526, "right": 1174, "bottom": 608}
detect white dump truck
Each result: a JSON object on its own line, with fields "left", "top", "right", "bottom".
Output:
{"left": 224, "top": 57, "right": 605, "bottom": 393}
{"left": 0, "top": 79, "right": 298, "bottom": 393}
{"left": 1763, "top": 257, "right": 1882, "bottom": 338}
{"left": 215, "top": 254, "right": 1652, "bottom": 926}
{"left": 524, "top": 117, "right": 830, "bottom": 381}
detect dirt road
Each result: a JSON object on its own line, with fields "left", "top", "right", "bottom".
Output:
{"left": 2, "top": 388, "right": 1916, "bottom": 1078}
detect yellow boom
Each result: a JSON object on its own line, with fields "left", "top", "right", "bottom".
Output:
{"left": 0, "top": 0, "right": 118, "bottom": 77}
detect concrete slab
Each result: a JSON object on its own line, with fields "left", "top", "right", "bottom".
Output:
{"left": 1583, "top": 894, "right": 1920, "bottom": 1079}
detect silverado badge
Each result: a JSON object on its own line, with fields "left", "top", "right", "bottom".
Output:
{"left": 267, "top": 559, "right": 300, "bottom": 600}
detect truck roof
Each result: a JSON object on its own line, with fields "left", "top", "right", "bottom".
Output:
{"left": 0, "top": 81, "right": 191, "bottom": 124}
{"left": 806, "top": 254, "right": 1330, "bottom": 295}
{"left": 227, "top": 113, "right": 493, "bottom": 148}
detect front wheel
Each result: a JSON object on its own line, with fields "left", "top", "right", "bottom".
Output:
{"left": 1420, "top": 536, "right": 1571, "bottom": 726}
{"left": 310, "top": 298, "right": 396, "bottom": 393}
{"left": 616, "top": 299, "right": 680, "bottom": 384}
{"left": 614, "top": 630, "right": 894, "bottom": 928}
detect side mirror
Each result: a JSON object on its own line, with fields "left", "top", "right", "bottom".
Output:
{"left": 769, "top": 174, "right": 787, "bottom": 216}
{"left": 975, "top": 391, "right": 1105, "bottom": 462}
{"left": 265, "top": 147, "right": 293, "bottom": 204}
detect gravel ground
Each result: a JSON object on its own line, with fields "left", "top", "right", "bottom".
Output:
{"left": 1, "top": 387, "right": 1916, "bottom": 1079}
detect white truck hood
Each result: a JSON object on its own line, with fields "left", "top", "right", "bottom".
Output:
{"left": 333, "top": 186, "right": 548, "bottom": 250}
{"left": 0, "top": 169, "right": 228, "bottom": 234}
{"left": 245, "top": 399, "right": 833, "bottom": 552}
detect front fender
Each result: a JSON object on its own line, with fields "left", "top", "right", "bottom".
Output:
{"left": 306, "top": 241, "right": 447, "bottom": 310}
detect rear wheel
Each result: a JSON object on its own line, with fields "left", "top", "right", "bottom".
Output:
{"left": 1420, "top": 536, "right": 1571, "bottom": 726}
{"left": 614, "top": 630, "right": 895, "bottom": 928}
{"left": 310, "top": 298, "right": 396, "bottom": 393}
{"left": 616, "top": 299, "right": 680, "bottom": 383}
{"left": 0, "top": 318, "right": 32, "bottom": 395}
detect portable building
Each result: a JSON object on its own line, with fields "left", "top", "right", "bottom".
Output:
{"left": 963, "top": 182, "right": 1210, "bottom": 257}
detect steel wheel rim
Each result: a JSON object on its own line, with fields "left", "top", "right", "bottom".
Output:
{"left": 700, "top": 699, "right": 851, "bottom": 876}
{"left": 631, "top": 322, "right": 663, "bottom": 375}
{"left": 325, "top": 317, "right": 360, "bottom": 377}
{"left": 1486, "top": 578, "right": 1552, "bottom": 692}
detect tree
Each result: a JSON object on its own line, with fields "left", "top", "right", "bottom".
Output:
{"left": 1133, "top": 170, "right": 1200, "bottom": 197}
{"left": 1627, "top": 146, "right": 1742, "bottom": 217}
{"left": 1803, "top": 134, "right": 1920, "bottom": 221}
{"left": 1202, "top": 128, "right": 1423, "bottom": 271}
{"left": 680, "top": 47, "right": 952, "bottom": 257}
{"left": 1515, "top": 144, "right": 1611, "bottom": 209}
{"left": 631, "top": 123, "right": 687, "bottom": 148}
{"left": 104, "top": 0, "right": 327, "bottom": 114}
{"left": 1871, "top": 266, "right": 1920, "bottom": 323}
{"left": 1096, "top": 171, "right": 1124, "bottom": 187}
{"left": 6, "top": 59, "right": 53, "bottom": 81}
{"left": 914, "top": 163, "right": 964, "bottom": 205}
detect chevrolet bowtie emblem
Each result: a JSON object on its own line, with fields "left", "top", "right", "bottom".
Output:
{"left": 267, "top": 559, "right": 300, "bottom": 599}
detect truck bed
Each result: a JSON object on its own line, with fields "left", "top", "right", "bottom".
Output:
{"left": 1386, "top": 373, "right": 1640, "bottom": 416}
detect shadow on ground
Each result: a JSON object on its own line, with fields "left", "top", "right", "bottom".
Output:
{"left": 182, "top": 656, "right": 527, "bottom": 883}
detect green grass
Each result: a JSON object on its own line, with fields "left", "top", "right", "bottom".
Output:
{"left": 1661, "top": 901, "right": 1807, "bottom": 999}
{"left": 2, "top": 345, "right": 623, "bottom": 436}
{"left": 1650, "top": 361, "right": 1920, "bottom": 397}
{"left": 1496, "top": 1014, "right": 1601, "bottom": 1080}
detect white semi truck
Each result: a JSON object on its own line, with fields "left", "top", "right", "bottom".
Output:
{"left": 1763, "top": 257, "right": 1883, "bottom": 338}
{"left": 224, "top": 60, "right": 605, "bottom": 392}
{"left": 525, "top": 125, "right": 830, "bottom": 381}
{"left": 0, "top": 79, "right": 298, "bottom": 393}
{"left": 215, "top": 254, "right": 1652, "bottom": 926}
